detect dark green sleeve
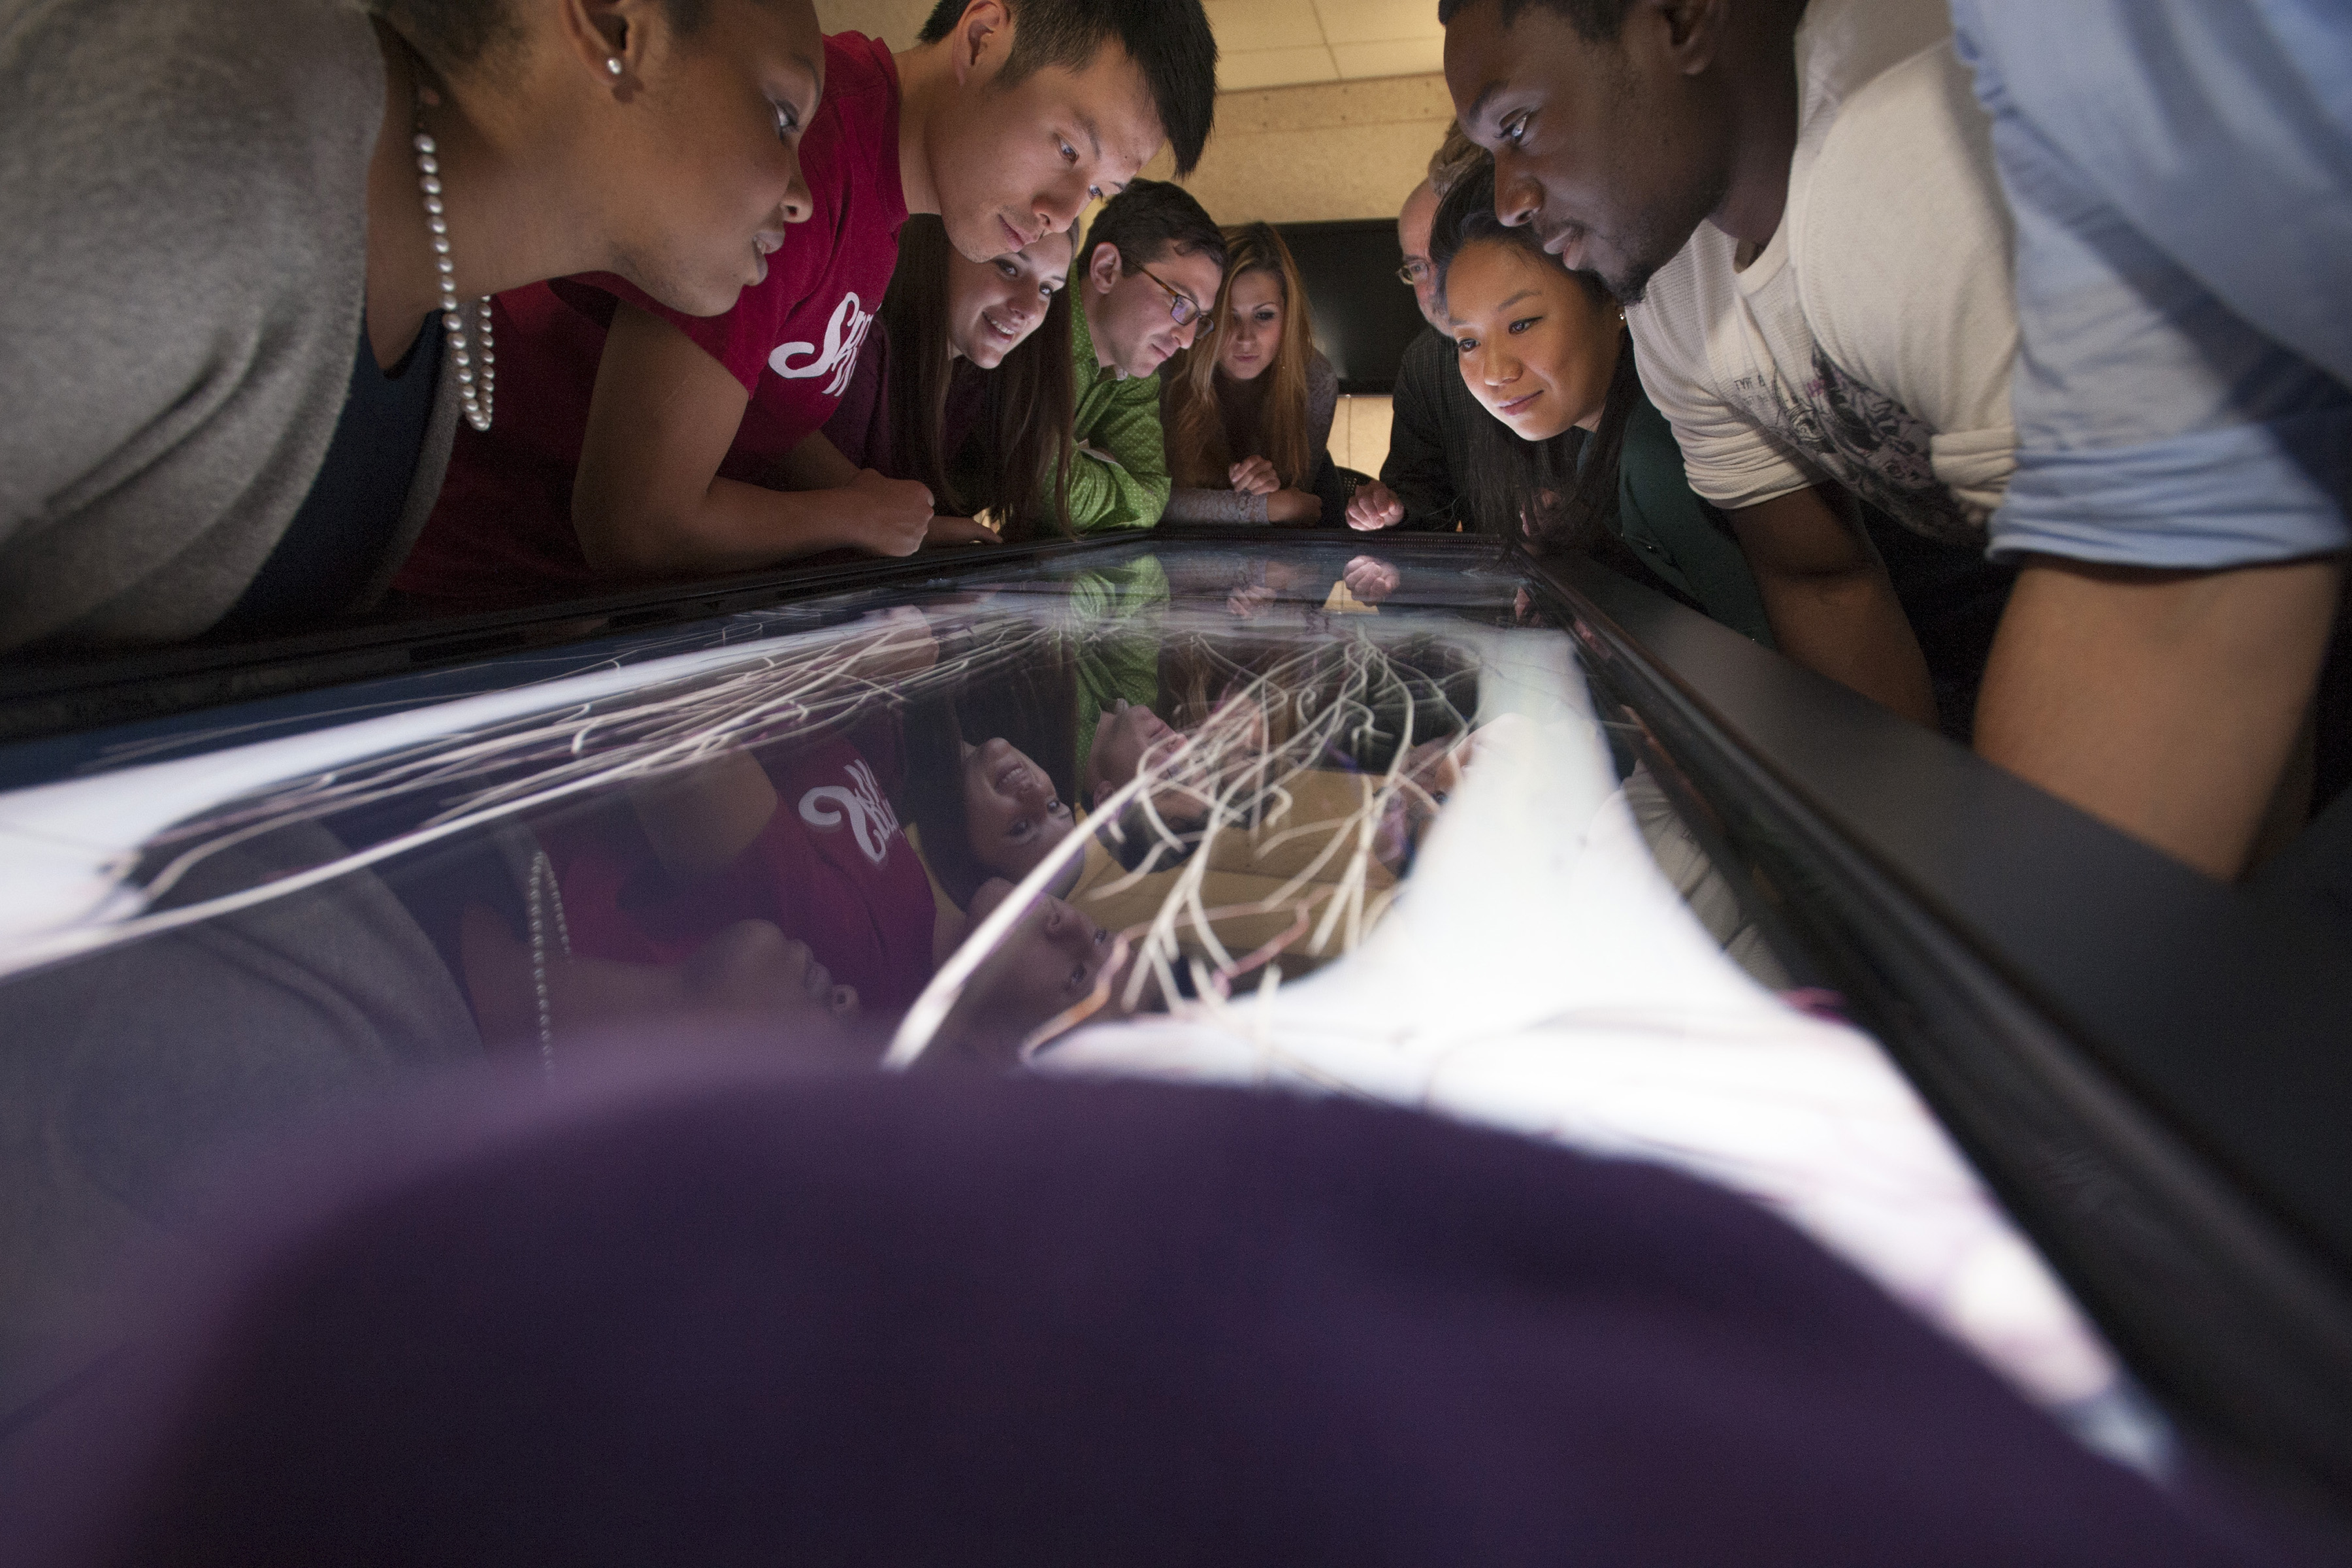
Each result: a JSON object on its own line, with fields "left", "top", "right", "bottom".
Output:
{"left": 1613, "top": 399, "right": 1777, "bottom": 648}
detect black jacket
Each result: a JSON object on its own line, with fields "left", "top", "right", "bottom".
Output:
{"left": 1380, "top": 326, "right": 1519, "bottom": 532}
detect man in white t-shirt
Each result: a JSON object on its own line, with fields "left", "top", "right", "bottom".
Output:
{"left": 1438, "top": 0, "right": 2014, "bottom": 728}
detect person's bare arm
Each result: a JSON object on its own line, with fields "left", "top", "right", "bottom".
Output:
{"left": 763, "top": 430, "right": 999, "bottom": 547}
{"left": 1975, "top": 555, "right": 2344, "bottom": 879}
{"left": 1725, "top": 485, "right": 1936, "bottom": 725}
{"left": 1266, "top": 489, "right": 1322, "bottom": 525}
{"left": 573, "top": 303, "right": 934, "bottom": 576}
{"left": 629, "top": 753, "right": 779, "bottom": 883}
{"left": 764, "top": 430, "right": 862, "bottom": 491}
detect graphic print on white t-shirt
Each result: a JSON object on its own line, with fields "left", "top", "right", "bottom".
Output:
{"left": 1626, "top": 0, "right": 2016, "bottom": 544}
{"left": 1710, "top": 240, "right": 1979, "bottom": 543}
{"left": 798, "top": 758, "right": 900, "bottom": 868}
{"left": 770, "top": 292, "right": 875, "bottom": 399}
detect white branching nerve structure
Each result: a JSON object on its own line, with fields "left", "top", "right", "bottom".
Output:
{"left": 893, "top": 626, "right": 1477, "bottom": 1067}
{"left": 62, "top": 601, "right": 1475, "bottom": 1062}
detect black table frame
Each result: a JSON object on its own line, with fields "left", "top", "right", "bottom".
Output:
{"left": 4, "top": 529, "right": 2347, "bottom": 1508}
{"left": 1524, "top": 548, "right": 2352, "bottom": 1509}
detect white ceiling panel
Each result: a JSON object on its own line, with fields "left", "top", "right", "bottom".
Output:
{"left": 1205, "top": 0, "right": 1326, "bottom": 53}
{"left": 1330, "top": 37, "right": 1445, "bottom": 79}
{"left": 1313, "top": 0, "right": 1446, "bottom": 46}
{"left": 1220, "top": 44, "right": 1342, "bottom": 91}
{"left": 815, "top": 0, "right": 1447, "bottom": 94}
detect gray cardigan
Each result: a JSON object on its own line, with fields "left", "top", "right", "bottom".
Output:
{"left": 1161, "top": 351, "right": 1339, "bottom": 525}
{"left": 0, "top": 0, "right": 459, "bottom": 651}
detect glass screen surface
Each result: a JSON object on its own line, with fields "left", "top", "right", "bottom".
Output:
{"left": 0, "top": 539, "right": 2149, "bottom": 1460}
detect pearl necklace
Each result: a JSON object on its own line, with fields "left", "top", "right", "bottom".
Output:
{"left": 411, "top": 96, "right": 495, "bottom": 433}
{"left": 525, "top": 848, "right": 570, "bottom": 1075}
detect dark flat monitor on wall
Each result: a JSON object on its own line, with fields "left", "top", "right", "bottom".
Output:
{"left": 1275, "top": 218, "right": 1428, "bottom": 397}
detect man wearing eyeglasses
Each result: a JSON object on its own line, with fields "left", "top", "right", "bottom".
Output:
{"left": 1062, "top": 180, "right": 1229, "bottom": 532}
{"left": 1347, "top": 141, "right": 1497, "bottom": 534}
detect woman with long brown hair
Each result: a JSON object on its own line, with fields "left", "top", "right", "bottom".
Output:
{"left": 864, "top": 215, "right": 1079, "bottom": 543}
{"left": 1160, "top": 223, "right": 1343, "bottom": 527}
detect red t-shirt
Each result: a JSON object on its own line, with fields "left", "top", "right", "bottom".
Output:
{"left": 549, "top": 725, "right": 938, "bottom": 1018}
{"left": 395, "top": 32, "right": 910, "bottom": 610}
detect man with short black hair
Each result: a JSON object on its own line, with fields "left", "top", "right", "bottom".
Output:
{"left": 402, "top": 0, "right": 1220, "bottom": 599}
{"left": 917, "top": 0, "right": 1218, "bottom": 188}
{"left": 1058, "top": 180, "right": 1228, "bottom": 532}
{"left": 1439, "top": 0, "right": 2017, "bottom": 729}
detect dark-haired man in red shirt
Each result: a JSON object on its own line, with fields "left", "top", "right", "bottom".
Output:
{"left": 397, "top": 0, "right": 1218, "bottom": 610}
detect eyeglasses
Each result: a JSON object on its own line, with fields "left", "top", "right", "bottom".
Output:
{"left": 1134, "top": 261, "right": 1205, "bottom": 328}
{"left": 1397, "top": 259, "right": 1433, "bottom": 287}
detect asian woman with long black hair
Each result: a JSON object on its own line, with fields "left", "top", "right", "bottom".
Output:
{"left": 1417, "top": 165, "right": 1775, "bottom": 645}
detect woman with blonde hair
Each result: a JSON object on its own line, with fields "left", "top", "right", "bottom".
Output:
{"left": 1160, "top": 223, "right": 1345, "bottom": 527}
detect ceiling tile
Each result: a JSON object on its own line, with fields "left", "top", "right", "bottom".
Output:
{"left": 811, "top": 0, "right": 934, "bottom": 47}
{"left": 1220, "top": 45, "right": 1342, "bottom": 92}
{"left": 1331, "top": 37, "right": 1446, "bottom": 80}
{"left": 1206, "top": 0, "right": 1326, "bottom": 54}
{"left": 1313, "top": 0, "right": 1445, "bottom": 45}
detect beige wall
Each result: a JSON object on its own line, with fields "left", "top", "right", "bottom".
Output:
{"left": 811, "top": 0, "right": 932, "bottom": 44}
{"left": 1330, "top": 397, "right": 1394, "bottom": 482}
{"left": 1139, "top": 74, "right": 1450, "bottom": 227}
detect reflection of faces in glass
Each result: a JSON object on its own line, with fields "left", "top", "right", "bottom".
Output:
{"left": 948, "top": 229, "right": 1073, "bottom": 369}
{"left": 1215, "top": 268, "right": 1284, "bottom": 382}
{"left": 460, "top": 910, "right": 859, "bottom": 1060}
{"left": 1401, "top": 734, "right": 1467, "bottom": 856}
{"left": 962, "top": 736, "right": 1074, "bottom": 879}
{"left": 1087, "top": 242, "right": 1226, "bottom": 378}
{"left": 1445, "top": 240, "right": 1620, "bottom": 442}
{"left": 682, "top": 919, "right": 863, "bottom": 1024}
{"left": 953, "top": 877, "right": 1120, "bottom": 1065}
{"left": 1086, "top": 698, "right": 1179, "bottom": 808}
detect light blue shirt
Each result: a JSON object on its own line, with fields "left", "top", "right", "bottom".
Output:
{"left": 1950, "top": 0, "right": 2352, "bottom": 568}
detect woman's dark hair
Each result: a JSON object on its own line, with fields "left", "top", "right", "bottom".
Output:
{"left": 882, "top": 216, "right": 1078, "bottom": 542}
{"left": 900, "top": 701, "right": 990, "bottom": 908}
{"left": 1428, "top": 162, "right": 1644, "bottom": 557}
{"left": 896, "top": 629, "right": 1081, "bottom": 908}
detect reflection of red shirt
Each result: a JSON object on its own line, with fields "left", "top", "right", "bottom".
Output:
{"left": 551, "top": 725, "right": 936, "bottom": 1017}
{"left": 395, "top": 32, "right": 910, "bottom": 609}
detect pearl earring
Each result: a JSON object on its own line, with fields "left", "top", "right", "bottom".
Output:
{"left": 606, "top": 57, "right": 624, "bottom": 76}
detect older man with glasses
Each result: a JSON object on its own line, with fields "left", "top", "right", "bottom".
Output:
{"left": 1348, "top": 129, "right": 1501, "bottom": 535}
{"left": 1059, "top": 180, "right": 1229, "bottom": 532}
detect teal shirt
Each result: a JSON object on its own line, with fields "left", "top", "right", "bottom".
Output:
{"left": 1600, "top": 397, "right": 1777, "bottom": 648}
